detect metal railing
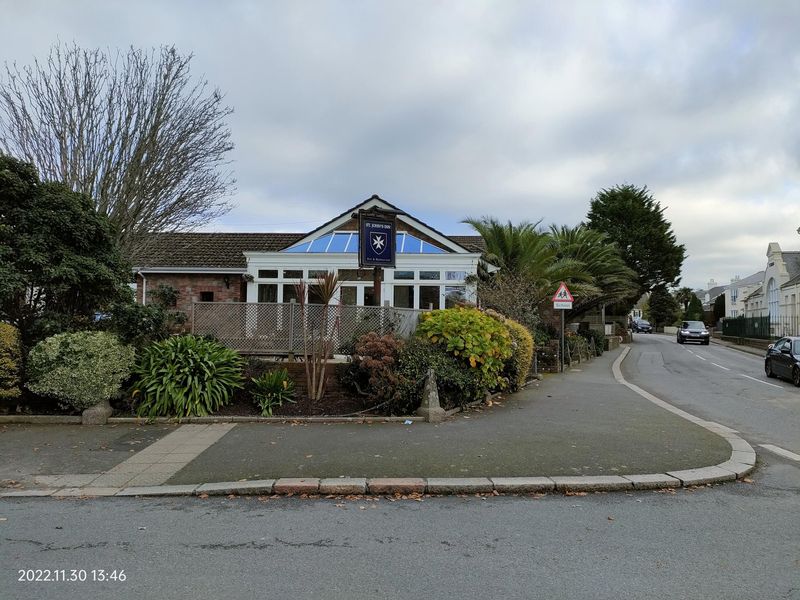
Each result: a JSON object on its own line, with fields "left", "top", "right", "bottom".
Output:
{"left": 722, "top": 315, "right": 800, "bottom": 340}
{"left": 191, "top": 301, "right": 424, "bottom": 354}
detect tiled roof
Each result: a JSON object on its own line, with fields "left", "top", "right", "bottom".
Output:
{"left": 131, "top": 231, "right": 486, "bottom": 270}
{"left": 449, "top": 235, "right": 486, "bottom": 253}
{"left": 782, "top": 252, "right": 800, "bottom": 280}
{"left": 130, "top": 233, "right": 304, "bottom": 269}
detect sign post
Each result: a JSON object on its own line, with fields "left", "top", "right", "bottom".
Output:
{"left": 552, "top": 282, "right": 574, "bottom": 372}
{"left": 358, "top": 209, "right": 397, "bottom": 306}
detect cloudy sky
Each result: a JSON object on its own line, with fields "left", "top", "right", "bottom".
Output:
{"left": 1, "top": 0, "right": 799, "bottom": 289}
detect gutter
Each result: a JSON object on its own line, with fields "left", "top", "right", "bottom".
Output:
{"left": 138, "top": 271, "right": 147, "bottom": 305}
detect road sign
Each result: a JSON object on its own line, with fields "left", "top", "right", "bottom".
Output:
{"left": 552, "top": 282, "right": 573, "bottom": 309}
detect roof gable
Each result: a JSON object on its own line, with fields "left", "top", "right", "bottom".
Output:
{"left": 284, "top": 195, "right": 473, "bottom": 254}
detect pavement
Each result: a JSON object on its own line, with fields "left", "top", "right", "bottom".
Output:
{"left": 0, "top": 344, "right": 756, "bottom": 497}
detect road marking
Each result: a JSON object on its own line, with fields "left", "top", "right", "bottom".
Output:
{"left": 739, "top": 374, "right": 782, "bottom": 389}
{"left": 711, "top": 362, "right": 730, "bottom": 371}
{"left": 695, "top": 355, "right": 707, "bottom": 361}
{"left": 759, "top": 444, "right": 800, "bottom": 462}
{"left": 686, "top": 349, "right": 695, "bottom": 354}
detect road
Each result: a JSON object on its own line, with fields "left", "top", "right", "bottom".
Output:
{"left": 623, "top": 334, "right": 800, "bottom": 459}
{"left": 2, "top": 336, "right": 799, "bottom": 599}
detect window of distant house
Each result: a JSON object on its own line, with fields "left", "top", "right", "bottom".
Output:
{"left": 258, "top": 270, "right": 278, "bottom": 279}
{"left": 283, "top": 270, "right": 303, "bottom": 278}
{"left": 199, "top": 291, "right": 214, "bottom": 302}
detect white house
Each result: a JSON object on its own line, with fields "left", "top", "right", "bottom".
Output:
{"left": 724, "top": 271, "right": 764, "bottom": 318}
{"left": 743, "top": 243, "right": 800, "bottom": 335}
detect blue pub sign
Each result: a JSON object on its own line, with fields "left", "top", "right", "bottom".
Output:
{"left": 359, "top": 211, "right": 396, "bottom": 268}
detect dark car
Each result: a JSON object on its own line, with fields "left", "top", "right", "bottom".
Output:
{"left": 676, "top": 320, "right": 710, "bottom": 345}
{"left": 632, "top": 319, "right": 653, "bottom": 333}
{"left": 764, "top": 336, "right": 800, "bottom": 386}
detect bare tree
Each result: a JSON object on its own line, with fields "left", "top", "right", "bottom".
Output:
{"left": 0, "top": 42, "right": 235, "bottom": 255}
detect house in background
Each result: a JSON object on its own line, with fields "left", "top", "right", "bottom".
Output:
{"left": 742, "top": 243, "right": 800, "bottom": 335}
{"left": 724, "top": 271, "right": 764, "bottom": 318}
{"left": 701, "top": 278, "right": 727, "bottom": 313}
{"left": 130, "top": 195, "right": 487, "bottom": 314}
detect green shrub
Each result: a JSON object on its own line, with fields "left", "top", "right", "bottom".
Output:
{"left": 132, "top": 335, "right": 244, "bottom": 418}
{"left": 578, "top": 328, "right": 604, "bottom": 356}
{"left": 339, "top": 333, "right": 404, "bottom": 409}
{"left": 504, "top": 318, "right": 535, "bottom": 390}
{"left": 396, "top": 338, "right": 485, "bottom": 412}
{"left": 251, "top": 368, "right": 295, "bottom": 416}
{"left": 106, "top": 300, "right": 187, "bottom": 348}
{"left": 416, "top": 307, "right": 512, "bottom": 390}
{"left": 26, "top": 331, "right": 135, "bottom": 411}
{"left": 0, "top": 323, "right": 22, "bottom": 400}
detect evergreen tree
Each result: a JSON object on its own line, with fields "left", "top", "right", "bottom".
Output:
{"left": 587, "top": 184, "right": 686, "bottom": 307}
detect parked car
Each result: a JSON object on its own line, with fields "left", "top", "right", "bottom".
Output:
{"left": 764, "top": 336, "right": 800, "bottom": 386}
{"left": 676, "top": 320, "right": 710, "bottom": 345}
{"left": 632, "top": 319, "right": 653, "bottom": 333}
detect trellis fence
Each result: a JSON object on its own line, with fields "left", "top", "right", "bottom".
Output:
{"left": 192, "top": 301, "right": 424, "bottom": 355}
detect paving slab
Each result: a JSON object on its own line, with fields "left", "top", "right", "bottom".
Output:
{"left": 490, "top": 477, "right": 555, "bottom": 493}
{"left": 195, "top": 480, "right": 275, "bottom": 496}
{"left": 0, "top": 488, "right": 56, "bottom": 497}
{"left": 666, "top": 466, "right": 737, "bottom": 485}
{"left": 622, "top": 473, "right": 681, "bottom": 490}
{"left": 551, "top": 476, "right": 633, "bottom": 492}
{"left": 716, "top": 461, "right": 755, "bottom": 477}
{"left": 426, "top": 478, "right": 493, "bottom": 494}
{"left": 116, "top": 484, "right": 198, "bottom": 496}
{"left": 52, "top": 487, "right": 120, "bottom": 497}
{"left": 319, "top": 478, "right": 368, "bottom": 495}
{"left": 367, "top": 478, "right": 426, "bottom": 494}
{"left": 273, "top": 478, "right": 320, "bottom": 494}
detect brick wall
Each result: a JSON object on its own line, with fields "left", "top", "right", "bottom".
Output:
{"left": 281, "top": 362, "right": 353, "bottom": 403}
{"left": 136, "top": 273, "right": 245, "bottom": 314}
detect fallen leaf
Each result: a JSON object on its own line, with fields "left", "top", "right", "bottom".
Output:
{"left": 607, "top": 516, "right": 614, "bottom": 521}
{"left": 198, "top": 493, "right": 209, "bottom": 499}
{"left": 741, "top": 478, "right": 754, "bottom": 484}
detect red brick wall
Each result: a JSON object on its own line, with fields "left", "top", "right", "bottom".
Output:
{"left": 281, "top": 362, "right": 353, "bottom": 403}
{"left": 136, "top": 273, "right": 244, "bottom": 314}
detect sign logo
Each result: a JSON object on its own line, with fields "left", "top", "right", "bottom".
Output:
{"left": 371, "top": 232, "right": 387, "bottom": 254}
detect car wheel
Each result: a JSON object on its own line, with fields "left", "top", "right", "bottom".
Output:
{"left": 766, "top": 360, "right": 776, "bottom": 378}
{"left": 793, "top": 368, "right": 800, "bottom": 388}
{"left": 677, "top": 337, "right": 683, "bottom": 344}
{"left": 703, "top": 340, "right": 709, "bottom": 345}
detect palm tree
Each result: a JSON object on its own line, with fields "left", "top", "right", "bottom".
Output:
{"left": 463, "top": 217, "right": 594, "bottom": 311}
{"left": 548, "top": 225, "right": 639, "bottom": 320}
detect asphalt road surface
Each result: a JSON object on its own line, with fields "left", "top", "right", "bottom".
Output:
{"left": 623, "top": 334, "right": 800, "bottom": 458}
{"left": 1, "top": 474, "right": 798, "bottom": 600}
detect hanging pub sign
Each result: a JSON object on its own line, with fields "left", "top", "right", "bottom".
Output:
{"left": 359, "top": 210, "right": 396, "bottom": 268}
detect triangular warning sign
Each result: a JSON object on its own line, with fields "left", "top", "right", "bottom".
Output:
{"left": 552, "top": 282, "right": 574, "bottom": 302}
